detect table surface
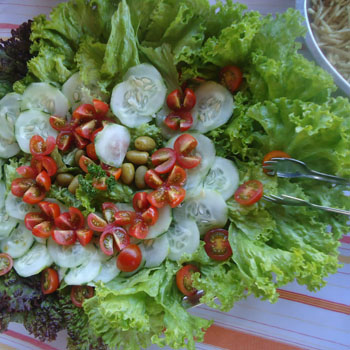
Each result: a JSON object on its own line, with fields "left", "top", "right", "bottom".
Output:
{"left": 0, "top": 1, "right": 349, "bottom": 350}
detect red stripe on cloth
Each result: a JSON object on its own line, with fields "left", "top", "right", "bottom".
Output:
{"left": 340, "top": 236, "right": 350, "bottom": 244}
{"left": 0, "top": 23, "right": 19, "bottom": 29}
{"left": 4, "top": 330, "right": 59, "bottom": 350}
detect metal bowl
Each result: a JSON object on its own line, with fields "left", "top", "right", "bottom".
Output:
{"left": 295, "top": 0, "right": 350, "bottom": 96}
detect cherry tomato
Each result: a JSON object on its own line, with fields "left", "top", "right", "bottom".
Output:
{"left": 75, "top": 119, "right": 97, "bottom": 140}
{"left": 99, "top": 229, "right": 115, "bottom": 256}
{"left": 101, "top": 163, "right": 121, "bottom": 179}
{"left": 182, "top": 88, "right": 197, "bottom": 111}
{"left": 76, "top": 229, "right": 93, "bottom": 246}
{"left": 176, "top": 264, "right": 200, "bottom": 297}
{"left": 220, "top": 65, "right": 243, "bottom": 93}
{"left": 262, "top": 150, "right": 291, "bottom": 175}
{"left": 204, "top": 229, "right": 232, "bottom": 261}
{"left": 234, "top": 180, "right": 263, "bottom": 206}
{"left": 32, "top": 220, "right": 54, "bottom": 238}
{"left": 90, "top": 127, "right": 103, "bottom": 142}
{"left": 164, "top": 111, "right": 193, "bottom": 132}
{"left": 24, "top": 212, "right": 47, "bottom": 230}
{"left": 55, "top": 212, "right": 73, "bottom": 230}
{"left": 93, "top": 99, "right": 109, "bottom": 117}
{"left": 41, "top": 268, "right": 59, "bottom": 295}
{"left": 151, "top": 148, "right": 176, "bottom": 174}
{"left": 87, "top": 213, "right": 107, "bottom": 232}
{"left": 147, "top": 187, "right": 167, "bottom": 209}
{"left": 73, "top": 130, "right": 89, "bottom": 149}
{"left": 116, "top": 244, "right": 142, "bottom": 272}
{"left": 22, "top": 185, "right": 46, "bottom": 204}
{"left": 0, "top": 253, "right": 13, "bottom": 276}
{"left": 166, "top": 89, "right": 182, "bottom": 110}
{"left": 38, "top": 201, "right": 60, "bottom": 220}
{"left": 52, "top": 230, "right": 77, "bottom": 245}
{"left": 102, "top": 202, "right": 119, "bottom": 224}
{"left": 92, "top": 177, "right": 107, "bottom": 191}
{"left": 166, "top": 165, "right": 187, "bottom": 187}
{"left": 31, "top": 156, "right": 57, "bottom": 177}
{"left": 174, "top": 134, "right": 201, "bottom": 169}
{"left": 141, "top": 206, "right": 158, "bottom": 226}
{"left": 86, "top": 143, "right": 98, "bottom": 161}
{"left": 29, "top": 135, "right": 56, "bottom": 156}
{"left": 129, "top": 218, "right": 149, "bottom": 239}
{"left": 56, "top": 131, "right": 74, "bottom": 151}
{"left": 72, "top": 104, "right": 95, "bottom": 121}
{"left": 11, "top": 178, "right": 35, "bottom": 197}
{"left": 132, "top": 192, "right": 150, "bottom": 212}
{"left": 69, "top": 207, "right": 85, "bottom": 230}
{"left": 49, "top": 115, "right": 70, "bottom": 131}
{"left": 166, "top": 185, "right": 186, "bottom": 208}
{"left": 166, "top": 88, "right": 196, "bottom": 111}
{"left": 100, "top": 226, "right": 129, "bottom": 255}
{"left": 16, "top": 165, "right": 37, "bottom": 179}
{"left": 36, "top": 171, "right": 51, "bottom": 192}
{"left": 79, "top": 155, "right": 95, "bottom": 173}
{"left": 70, "top": 285, "right": 94, "bottom": 308}
{"left": 144, "top": 169, "right": 164, "bottom": 189}
{"left": 114, "top": 211, "right": 136, "bottom": 226}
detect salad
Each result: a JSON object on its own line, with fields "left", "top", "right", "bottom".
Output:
{"left": 0, "top": 0, "right": 350, "bottom": 349}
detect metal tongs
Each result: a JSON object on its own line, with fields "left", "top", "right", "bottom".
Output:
{"left": 262, "top": 157, "right": 350, "bottom": 216}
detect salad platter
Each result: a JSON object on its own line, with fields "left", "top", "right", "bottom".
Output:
{"left": 0, "top": 1, "right": 349, "bottom": 350}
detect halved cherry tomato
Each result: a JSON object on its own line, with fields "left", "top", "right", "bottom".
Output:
{"left": 166, "top": 165, "right": 187, "bottom": 187}
{"left": 166, "top": 185, "right": 186, "bottom": 208}
{"left": 182, "top": 88, "right": 196, "bottom": 111}
{"left": 36, "top": 171, "right": 51, "bottom": 192}
{"left": 102, "top": 202, "right": 119, "bottom": 223}
{"left": 79, "top": 155, "right": 95, "bottom": 173}
{"left": 38, "top": 201, "right": 60, "bottom": 220}
{"left": 41, "top": 268, "right": 59, "bottom": 295}
{"left": 56, "top": 131, "right": 74, "bottom": 152}
{"left": 16, "top": 165, "right": 37, "bottom": 179}
{"left": 164, "top": 111, "right": 193, "bottom": 132}
{"left": 204, "top": 228, "right": 232, "bottom": 261}
{"left": 129, "top": 218, "right": 149, "bottom": 239}
{"left": 166, "top": 89, "right": 182, "bottom": 110}
{"left": 234, "top": 180, "right": 263, "bottom": 206}
{"left": 90, "top": 127, "right": 103, "bottom": 142}
{"left": 31, "top": 156, "right": 57, "bottom": 177}
{"left": 174, "top": 134, "right": 201, "bottom": 169}
{"left": 166, "top": 88, "right": 196, "bottom": 111}
{"left": 29, "top": 135, "right": 56, "bottom": 156}
{"left": 116, "top": 244, "right": 142, "bottom": 272}
{"left": 144, "top": 169, "right": 164, "bottom": 189}
{"left": 69, "top": 207, "right": 85, "bottom": 230}
{"left": 32, "top": 220, "right": 54, "bottom": 238}
{"left": 49, "top": 115, "right": 70, "bottom": 131}
{"left": 73, "top": 130, "right": 89, "bottom": 149}
{"left": 76, "top": 229, "right": 93, "bottom": 246}
{"left": 151, "top": 148, "right": 176, "bottom": 174}
{"left": 24, "top": 212, "right": 47, "bottom": 230}
{"left": 262, "top": 150, "right": 291, "bottom": 175}
{"left": 147, "top": 187, "right": 167, "bottom": 209}
{"left": 72, "top": 104, "right": 95, "bottom": 121}
{"left": 86, "top": 143, "right": 98, "bottom": 161}
{"left": 99, "top": 229, "right": 115, "bottom": 256}
{"left": 141, "top": 206, "right": 158, "bottom": 226}
{"left": 100, "top": 226, "right": 129, "bottom": 255}
{"left": 114, "top": 211, "right": 136, "bottom": 226}
{"left": 52, "top": 230, "right": 77, "bottom": 245}
{"left": 92, "top": 177, "right": 107, "bottom": 191}
{"left": 70, "top": 285, "right": 94, "bottom": 308}
{"left": 0, "top": 253, "right": 13, "bottom": 276}
{"left": 132, "top": 192, "right": 150, "bottom": 212}
{"left": 220, "top": 65, "right": 243, "bottom": 93}
{"left": 75, "top": 119, "right": 97, "bottom": 140}
{"left": 22, "top": 185, "right": 46, "bottom": 204}
{"left": 55, "top": 212, "right": 73, "bottom": 230}
{"left": 176, "top": 264, "right": 200, "bottom": 297}
{"left": 11, "top": 178, "right": 35, "bottom": 197}
{"left": 93, "top": 99, "right": 109, "bottom": 117}
{"left": 87, "top": 213, "right": 107, "bottom": 232}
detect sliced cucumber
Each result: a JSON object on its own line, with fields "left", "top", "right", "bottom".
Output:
{"left": 48, "top": 238, "right": 96, "bottom": 268}
{"left": 13, "top": 243, "right": 53, "bottom": 277}
{"left": 93, "top": 256, "right": 120, "bottom": 283}
{"left": 0, "top": 209, "right": 18, "bottom": 240}
{"left": 115, "top": 202, "right": 133, "bottom": 211}
{"left": 58, "top": 267, "right": 68, "bottom": 282}
{"left": 0, "top": 135, "right": 20, "bottom": 158}
{"left": 174, "top": 190, "right": 228, "bottom": 236}
{"left": 140, "top": 234, "right": 169, "bottom": 268}
{"left": 0, "top": 223, "right": 34, "bottom": 258}
{"left": 15, "top": 110, "right": 58, "bottom": 153}
{"left": 167, "top": 219, "right": 200, "bottom": 261}
{"left": 95, "top": 124, "right": 130, "bottom": 167}
{"left": 203, "top": 157, "right": 239, "bottom": 200}
{"left": 147, "top": 205, "right": 172, "bottom": 239}
{"left": 192, "top": 81, "right": 234, "bottom": 133}
{"left": 0, "top": 181, "right": 5, "bottom": 208}
{"left": 5, "top": 192, "right": 39, "bottom": 220}
{"left": 0, "top": 93, "right": 21, "bottom": 124}
{"left": 110, "top": 64, "right": 167, "bottom": 128}
{"left": 21, "top": 82, "right": 69, "bottom": 117}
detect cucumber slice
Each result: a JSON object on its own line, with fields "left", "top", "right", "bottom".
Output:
{"left": 140, "top": 234, "right": 169, "bottom": 268}
{"left": 95, "top": 124, "right": 130, "bottom": 167}
{"left": 192, "top": 81, "right": 234, "bottom": 133}
{"left": 0, "top": 181, "right": 5, "bottom": 208}
{"left": 0, "top": 223, "right": 34, "bottom": 258}
{"left": 48, "top": 238, "right": 96, "bottom": 268}
{"left": 58, "top": 267, "right": 68, "bottom": 282}
{"left": 147, "top": 205, "right": 172, "bottom": 239}
{"left": 21, "top": 83, "right": 69, "bottom": 117}
{"left": 110, "top": 64, "right": 167, "bottom": 128}
{"left": 0, "top": 93, "right": 21, "bottom": 123}
{"left": 0, "top": 209, "right": 18, "bottom": 240}
{"left": 15, "top": 110, "right": 58, "bottom": 153}
{"left": 203, "top": 157, "right": 239, "bottom": 200}
{"left": 93, "top": 256, "right": 120, "bottom": 283}
{"left": 167, "top": 219, "right": 200, "bottom": 261}
{"left": 115, "top": 202, "right": 133, "bottom": 211}
{"left": 5, "top": 193, "right": 39, "bottom": 220}
{"left": 174, "top": 190, "right": 228, "bottom": 236}
{"left": 0, "top": 135, "right": 20, "bottom": 159}
{"left": 13, "top": 243, "right": 53, "bottom": 277}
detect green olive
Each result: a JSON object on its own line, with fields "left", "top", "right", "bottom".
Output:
{"left": 126, "top": 150, "right": 149, "bottom": 165}
{"left": 121, "top": 163, "right": 135, "bottom": 185}
{"left": 135, "top": 166, "right": 148, "bottom": 189}
{"left": 68, "top": 175, "right": 80, "bottom": 194}
{"left": 56, "top": 173, "right": 74, "bottom": 187}
{"left": 134, "top": 136, "right": 156, "bottom": 152}
{"left": 74, "top": 150, "right": 85, "bottom": 165}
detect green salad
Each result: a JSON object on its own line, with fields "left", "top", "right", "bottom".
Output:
{"left": 0, "top": 0, "right": 350, "bottom": 349}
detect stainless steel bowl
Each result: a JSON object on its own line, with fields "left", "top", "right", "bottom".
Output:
{"left": 295, "top": 0, "right": 350, "bottom": 96}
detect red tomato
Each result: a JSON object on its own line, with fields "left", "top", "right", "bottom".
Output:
{"left": 166, "top": 89, "right": 182, "bottom": 110}
{"left": 147, "top": 187, "right": 167, "bottom": 209}
{"left": 72, "top": 104, "right": 95, "bottom": 121}
{"left": 176, "top": 264, "right": 200, "bottom": 297}
{"left": 92, "top": 177, "right": 107, "bottom": 191}
{"left": 87, "top": 213, "right": 107, "bottom": 232}
{"left": 56, "top": 131, "right": 74, "bottom": 152}
{"left": 141, "top": 206, "right": 158, "bottom": 226}
{"left": 100, "top": 226, "right": 129, "bottom": 255}
{"left": 116, "top": 244, "right": 142, "bottom": 272}
{"left": 129, "top": 218, "right": 149, "bottom": 239}
{"left": 174, "top": 134, "right": 201, "bottom": 169}
{"left": 29, "top": 135, "right": 56, "bottom": 156}
{"left": 166, "top": 88, "right": 196, "bottom": 111}
{"left": 36, "top": 171, "right": 51, "bottom": 192}
{"left": 75, "top": 119, "right": 97, "bottom": 140}
{"left": 52, "top": 230, "right": 77, "bottom": 245}
{"left": 49, "top": 115, "right": 70, "bottom": 131}
{"left": 90, "top": 127, "right": 103, "bottom": 142}
{"left": 69, "top": 207, "right": 85, "bottom": 230}
{"left": 204, "top": 229, "right": 232, "bottom": 261}
{"left": 70, "top": 285, "right": 94, "bottom": 308}
{"left": 93, "top": 99, "right": 109, "bottom": 117}
{"left": 31, "top": 156, "right": 57, "bottom": 177}
{"left": 132, "top": 192, "right": 150, "bottom": 212}
{"left": 166, "top": 185, "right": 186, "bottom": 208}
{"left": 16, "top": 165, "right": 37, "bottom": 179}
{"left": 166, "top": 165, "right": 187, "bottom": 187}
{"left": 32, "top": 220, "right": 54, "bottom": 238}
{"left": 22, "top": 185, "right": 46, "bottom": 204}
{"left": 220, "top": 65, "right": 243, "bottom": 93}
{"left": 0, "top": 253, "right": 13, "bottom": 276}
{"left": 114, "top": 211, "right": 136, "bottom": 226}
{"left": 76, "top": 229, "right": 93, "bottom": 246}
{"left": 79, "top": 155, "right": 95, "bottom": 173}
{"left": 99, "top": 230, "right": 115, "bottom": 256}
{"left": 73, "top": 130, "right": 89, "bottom": 149}
{"left": 144, "top": 169, "right": 164, "bottom": 189}
{"left": 38, "top": 201, "right": 60, "bottom": 220}
{"left": 182, "top": 88, "right": 196, "bottom": 111}
{"left": 151, "top": 148, "right": 176, "bottom": 174}
{"left": 102, "top": 202, "right": 119, "bottom": 223}
{"left": 262, "top": 150, "right": 291, "bottom": 175}
{"left": 24, "top": 212, "right": 47, "bottom": 230}
{"left": 86, "top": 143, "right": 98, "bottom": 161}
{"left": 55, "top": 212, "right": 73, "bottom": 230}
{"left": 11, "top": 178, "right": 35, "bottom": 197}
{"left": 41, "top": 268, "right": 59, "bottom": 294}
{"left": 234, "top": 180, "right": 263, "bottom": 206}
{"left": 164, "top": 111, "right": 193, "bottom": 132}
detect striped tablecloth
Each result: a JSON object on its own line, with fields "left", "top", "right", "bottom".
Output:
{"left": 1, "top": 1, "right": 349, "bottom": 349}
